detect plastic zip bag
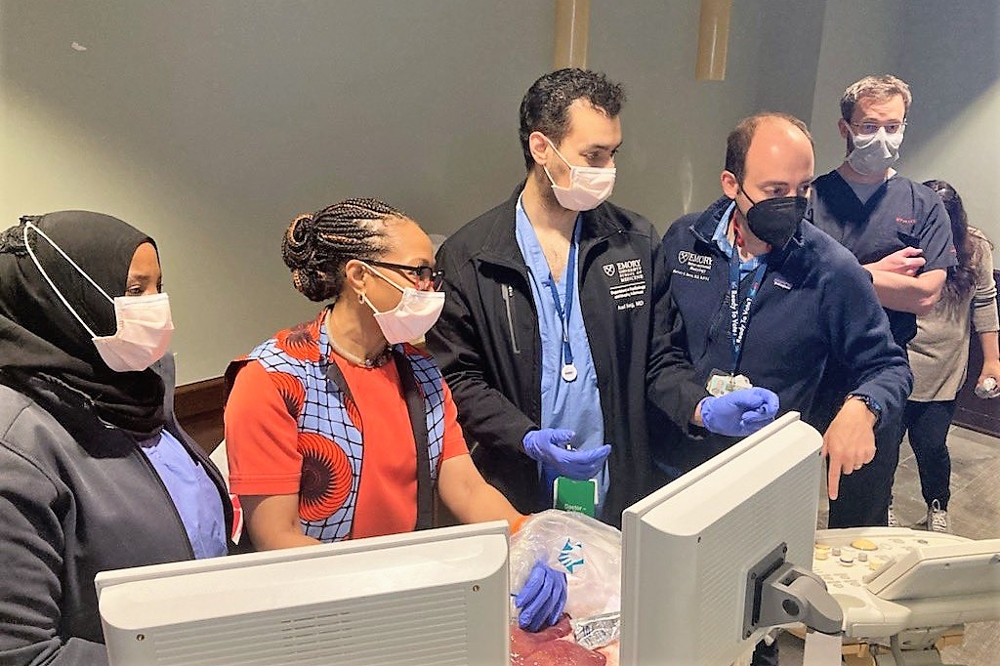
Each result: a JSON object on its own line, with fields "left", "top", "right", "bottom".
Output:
{"left": 510, "top": 510, "right": 622, "bottom": 618}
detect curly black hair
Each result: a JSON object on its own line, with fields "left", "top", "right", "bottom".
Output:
{"left": 518, "top": 68, "right": 625, "bottom": 171}
{"left": 0, "top": 216, "right": 42, "bottom": 257}
{"left": 923, "top": 180, "right": 986, "bottom": 302}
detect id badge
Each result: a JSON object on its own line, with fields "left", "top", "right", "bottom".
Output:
{"left": 706, "top": 368, "right": 753, "bottom": 397}
{"left": 553, "top": 477, "right": 598, "bottom": 517}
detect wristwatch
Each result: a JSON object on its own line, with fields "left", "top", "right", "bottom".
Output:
{"left": 846, "top": 393, "right": 882, "bottom": 425}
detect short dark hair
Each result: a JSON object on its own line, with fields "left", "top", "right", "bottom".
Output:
{"left": 841, "top": 75, "right": 912, "bottom": 122}
{"left": 281, "top": 197, "right": 406, "bottom": 302}
{"left": 724, "top": 112, "right": 813, "bottom": 184}
{"left": 518, "top": 68, "right": 626, "bottom": 171}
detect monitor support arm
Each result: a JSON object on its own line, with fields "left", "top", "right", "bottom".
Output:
{"left": 757, "top": 563, "right": 844, "bottom": 634}
{"left": 743, "top": 543, "right": 844, "bottom": 639}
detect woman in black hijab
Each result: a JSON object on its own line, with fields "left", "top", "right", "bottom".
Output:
{"left": 0, "top": 211, "right": 233, "bottom": 666}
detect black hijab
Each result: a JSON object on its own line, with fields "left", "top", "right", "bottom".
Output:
{"left": 0, "top": 210, "right": 166, "bottom": 438}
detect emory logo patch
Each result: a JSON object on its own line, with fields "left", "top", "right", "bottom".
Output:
{"left": 604, "top": 257, "right": 647, "bottom": 311}
{"left": 678, "top": 251, "right": 713, "bottom": 269}
{"left": 673, "top": 250, "right": 714, "bottom": 282}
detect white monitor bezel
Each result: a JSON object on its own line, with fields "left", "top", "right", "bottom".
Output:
{"left": 97, "top": 521, "right": 511, "bottom": 666}
{"left": 620, "top": 412, "right": 823, "bottom": 666}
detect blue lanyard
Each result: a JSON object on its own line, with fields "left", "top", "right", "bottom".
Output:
{"left": 545, "top": 240, "right": 578, "bottom": 369}
{"left": 728, "top": 246, "right": 767, "bottom": 375}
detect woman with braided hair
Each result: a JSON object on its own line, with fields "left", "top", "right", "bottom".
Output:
{"left": 224, "top": 198, "right": 567, "bottom": 631}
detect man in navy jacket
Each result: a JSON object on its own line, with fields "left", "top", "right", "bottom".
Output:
{"left": 658, "top": 113, "right": 912, "bottom": 517}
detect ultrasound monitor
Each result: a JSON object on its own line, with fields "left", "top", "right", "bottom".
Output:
{"left": 97, "top": 521, "right": 510, "bottom": 665}
{"left": 620, "top": 412, "right": 841, "bottom": 666}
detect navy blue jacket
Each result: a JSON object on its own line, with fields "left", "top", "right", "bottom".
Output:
{"left": 655, "top": 197, "right": 912, "bottom": 474}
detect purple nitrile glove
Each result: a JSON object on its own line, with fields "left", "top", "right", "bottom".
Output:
{"left": 514, "top": 560, "right": 567, "bottom": 632}
{"left": 522, "top": 428, "right": 611, "bottom": 480}
{"left": 700, "top": 387, "right": 779, "bottom": 437}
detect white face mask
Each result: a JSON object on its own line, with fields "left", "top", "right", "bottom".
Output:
{"left": 847, "top": 126, "right": 904, "bottom": 176}
{"left": 362, "top": 264, "right": 445, "bottom": 344}
{"left": 92, "top": 294, "right": 174, "bottom": 372}
{"left": 23, "top": 222, "right": 175, "bottom": 372}
{"left": 542, "top": 137, "right": 616, "bottom": 211}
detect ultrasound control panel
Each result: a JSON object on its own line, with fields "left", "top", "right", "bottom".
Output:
{"left": 811, "top": 527, "right": 1000, "bottom": 640}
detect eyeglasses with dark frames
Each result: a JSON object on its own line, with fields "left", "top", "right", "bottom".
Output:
{"left": 365, "top": 260, "right": 445, "bottom": 291}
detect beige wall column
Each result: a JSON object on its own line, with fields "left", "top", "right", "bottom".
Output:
{"left": 695, "top": 0, "right": 732, "bottom": 81}
{"left": 553, "top": 0, "right": 591, "bottom": 69}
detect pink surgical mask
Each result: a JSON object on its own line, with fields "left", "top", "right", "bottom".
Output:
{"left": 361, "top": 264, "right": 445, "bottom": 344}
{"left": 91, "top": 293, "right": 174, "bottom": 372}
{"left": 23, "top": 222, "right": 174, "bottom": 372}
{"left": 542, "top": 137, "right": 616, "bottom": 211}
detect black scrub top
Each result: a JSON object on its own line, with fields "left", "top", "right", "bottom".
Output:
{"left": 808, "top": 170, "right": 956, "bottom": 347}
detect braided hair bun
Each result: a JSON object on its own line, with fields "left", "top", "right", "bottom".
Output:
{"left": 281, "top": 198, "right": 405, "bottom": 302}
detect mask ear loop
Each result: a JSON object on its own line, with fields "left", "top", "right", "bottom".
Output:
{"left": 732, "top": 184, "right": 755, "bottom": 248}
{"left": 22, "top": 221, "right": 115, "bottom": 339}
{"left": 542, "top": 136, "right": 576, "bottom": 189}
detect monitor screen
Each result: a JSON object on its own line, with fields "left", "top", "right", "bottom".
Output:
{"left": 96, "top": 521, "right": 510, "bottom": 666}
{"left": 619, "top": 412, "right": 823, "bottom": 666}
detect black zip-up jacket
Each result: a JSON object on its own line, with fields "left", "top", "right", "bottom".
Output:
{"left": 426, "top": 185, "right": 706, "bottom": 524}
{"left": 0, "top": 355, "right": 234, "bottom": 666}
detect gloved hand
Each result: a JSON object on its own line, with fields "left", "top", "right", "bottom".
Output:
{"left": 522, "top": 429, "right": 611, "bottom": 480}
{"left": 514, "top": 560, "right": 567, "bottom": 632}
{"left": 700, "top": 387, "right": 779, "bottom": 437}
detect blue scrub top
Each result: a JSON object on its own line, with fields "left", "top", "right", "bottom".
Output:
{"left": 515, "top": 196, "right": 608, "bottom": 507}
{"left": 140, "top": 429, "right": 228, "bottom": 559}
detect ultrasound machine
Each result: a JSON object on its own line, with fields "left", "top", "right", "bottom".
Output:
{"left": 810, "top": 526, "right": 1000, "bottom": 665}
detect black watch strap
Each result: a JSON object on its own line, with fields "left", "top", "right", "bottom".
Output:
{"left": 847, "top": 393, "right": 882, "bottom": 425}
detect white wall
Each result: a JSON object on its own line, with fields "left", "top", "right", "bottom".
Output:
{"left": 1, "top": 0, "right": 552, "bottom": 382}
{"left": 896, "top": 0, "right": 1000, "bottom": 249}
{"left": 589, "top": 0, "right": 827, "bottom": 223}
{"left": 4, "top": 1, "right": 995, "bottom": 383}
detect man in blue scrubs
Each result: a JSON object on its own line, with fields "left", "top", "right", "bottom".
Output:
{"left": 808, "top": 74, "right": 955, "bottom": 528}
{"left": 427, "top": 69, "right": 778, "bottom": 527}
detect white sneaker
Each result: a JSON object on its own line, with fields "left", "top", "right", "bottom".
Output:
{"left": 887, "top": 503, "right": 899, "bottom": 527}
{"left": 927, "top": 500, "right": 950, "bottom": 533}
